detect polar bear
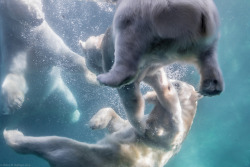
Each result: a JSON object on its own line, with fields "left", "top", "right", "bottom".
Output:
{"left": 80, "top": 0, "right": 224, "bottom": 133}
{"left": 0, "top": 0, "right": 97, "bottom": 120}
{"left": 95, "top": 0, "right": 224, "bottom": 97}
{"left": 4, "top": 79, "right": 202, "bottom": 167}
{"left": 80, "top": 33, "right": 187, "bottom": 134}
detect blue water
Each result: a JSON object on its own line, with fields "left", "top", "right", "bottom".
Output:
{"left": 0, "top": 0, "right": 250, "bottom": 167}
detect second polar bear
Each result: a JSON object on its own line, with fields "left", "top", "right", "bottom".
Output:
{"left": 80, "top": 0, "right": 224, "bottom": 134}
{"left": 0, "top": 0, "right": 96, "bottom": 121}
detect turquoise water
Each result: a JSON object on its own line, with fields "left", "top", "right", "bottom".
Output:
{"left": 0, "top": 0, "right": 250, "bottom": 167}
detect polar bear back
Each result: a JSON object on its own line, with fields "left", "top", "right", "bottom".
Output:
{"left": 115, "top": 0, "right": 219, "bottom": 39}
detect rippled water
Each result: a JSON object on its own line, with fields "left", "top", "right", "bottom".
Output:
{"left": 0, "top": 0, "right": 249, "bottom": 166}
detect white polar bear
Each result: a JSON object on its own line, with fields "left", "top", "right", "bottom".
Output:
{"left": 80, "top": 33, "right": 186, "bottom": 134}
{"left": 80, "top": 0, "right": 224, "bottom": 134}
{"left": 4, "top": 79, "right": 202, "bottom": 167}
{"left": 95, "top": 0, "right": 224, "bottom": 97}
{"left": 0, "top": 0, "right": 97, "bottom": 121}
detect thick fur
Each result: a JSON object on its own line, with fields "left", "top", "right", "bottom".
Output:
{"left": 96, "top": 0, "right": 224, "bottom": 96}
{"left": 4, "top": 80, "right": 202, "bottom": 167}
{"left": 0, "top": 0, "right": 97, "bottom": 118}
{"left": 80, "top": 0, "right": 224, "bottom": 133}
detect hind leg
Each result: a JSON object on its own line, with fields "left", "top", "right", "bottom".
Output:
{"left": 143, "top": 68, "right": 183, "bottom": 135}
{"left": 97, "top": 16, "right": 153, "bottom": 87}
{"left": 3, "top": 130, "right": 114, "bottom": 167}
{"left": 1, "top": 73, "right": 27, "bottom": 114}
{"left": 117, "top": 82, "right": 146, "bottom": 134}
{"left": 46, "top": 67, "right": 80, "bottom": 123}
{"left": 1, "top": 51, "right": 28, "bottom": 114}
{"left": 198, "top": 46, "right": 224, "bottom": 96}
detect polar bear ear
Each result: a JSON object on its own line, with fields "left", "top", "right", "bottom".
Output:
{"left": 6, "top": 0, "right": 44, "bottom": 26}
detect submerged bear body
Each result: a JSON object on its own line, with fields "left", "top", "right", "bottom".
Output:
{"left": 97, "top": 0, "right": 224, "bottom": 96}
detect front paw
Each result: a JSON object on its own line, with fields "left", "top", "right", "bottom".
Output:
{"left": 85, "top": 70, "right": 99, "bottom": 85}
{"left": 3, "top": 130, "right": 24, "bottom": 150}
{"left": 89, "top": 114, "right": 110, "bottom": 130}
{"left": 200, "top": 78, "right": 224, "bottom": 96}
{"left": 89, "top": 108, "right": 114, "bottom": 130}
{"left": 79, "top": 35, "right": 104, "bottom": 51}
{"left": 97, "top": 69, "right": 136, "bottom": 87}
{"left": 2, "top": 89, "right": 25, "bottom": 114}
{"left": 1, "top": 74, "right": 27, "bottom": 114}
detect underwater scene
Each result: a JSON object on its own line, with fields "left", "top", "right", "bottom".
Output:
{"left": 0, "top": 0, "right": 249, "bottom": 166}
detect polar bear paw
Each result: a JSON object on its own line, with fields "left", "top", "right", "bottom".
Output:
{"left": 79, "top": 35, "right": 104, "bottom": 51}
{"left": 84, "top": 70, "right": 99, "bottom": 85}
{"left": 89, "top": 108, "right": 114, "bottom": 130}
{"left": 200, "top": 78, "right": 223, "bottom": 96}
{"left": 143, "top": 91, "right": 157, "bottom": 103}
{"left": 71, "top": 110, "right": 81, "bottom": 123}
{"left": 1, "top": 74, "right": 27, "bottom": 114}
{"left": 3, "top": 130, "right": 25, "bottom": 151}
{"left": 97, "top": 68, "right": 136, "bottom": 87}
{"left": 2, "top": 90, "right": 25, "bottom": 114}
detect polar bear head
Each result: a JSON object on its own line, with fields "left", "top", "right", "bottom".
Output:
{"left": 171, "top": 80, "right": 202, "bottom": 103}
{"left": 3, "top": 0, "right": 44, "bottom": 27}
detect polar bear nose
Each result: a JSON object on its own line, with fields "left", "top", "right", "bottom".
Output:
{"left": 199, "top": 79, "right": 223, "bottom": 96}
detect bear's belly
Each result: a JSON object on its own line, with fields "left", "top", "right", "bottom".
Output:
{"left": 135, "top": 38, "right": 200, "bottom": 80}
{"left": 141, "top": 40, "right": 198, "bottom": 73}
{"left": 118, "top": 143, "right": 174, "bottom": 167}
{"left": 26, "top": 49, "right": 54, "bottom": 73}
{"left": 146, "top": 38, "right": 199, "bottom": 64}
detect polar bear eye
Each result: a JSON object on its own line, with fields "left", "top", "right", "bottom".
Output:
{"left": 173, "top": 82, "right": 181, "bottom": 90}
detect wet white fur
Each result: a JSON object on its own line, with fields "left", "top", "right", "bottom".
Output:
{"left": 97, "top": 0, "right": 224, "bottom": 96}
{"left": 4, "top": 79, "right": 201, "bottom": 167}
{"left": 0, "top": 0, "right": 97, "bottom": 119}
{"left": 81, "top": 0, "right": 223, "bottom": 135}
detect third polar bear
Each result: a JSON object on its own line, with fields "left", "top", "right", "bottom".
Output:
{"left": 0, "top": 0, "right": 96, "bottom": 121}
